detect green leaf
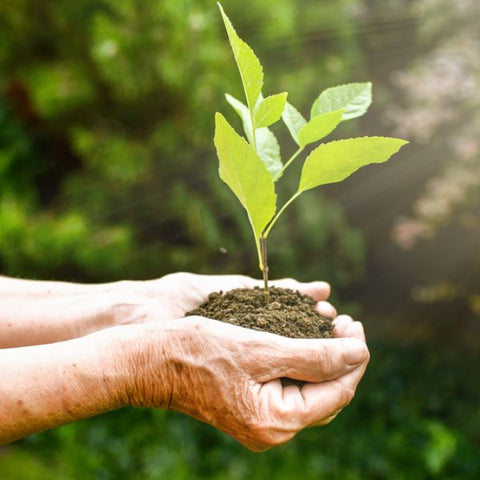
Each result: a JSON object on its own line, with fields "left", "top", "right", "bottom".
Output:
{"left": 298, "top": 136, "right": 408, "bottom": 192}
{"left": 255, "top": 127, "right": 282, "bottom": 181}
{"left": 225, "top": 93, "right": 253, "bottom": 143}
{"left": 225, "top": 93, "right": 283, "bottom": 178}
{"left": 225, "top": 94, "right": 283, "bottom": 179}
{"left": 254, "top": 93, "right": 288, "bottom": 129}
{"left": 218, "top": 3, "right": 264, "bottom": 111}
{"left": 282, "top": 102, "right": 307, "bottom": 145}
{"left": 214, "top": 113, "right": 276, "bottom": 238}
{"left": 310, "top": 82, "right": 372, "bottom": 121}
{"left": 297, "top": 109, "right": 344, "bottom": 147}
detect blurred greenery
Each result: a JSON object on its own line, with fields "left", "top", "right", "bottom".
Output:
{"left": 0, "top": 0, "right": 364, "bottom": 286}
{"left": 1, "top": 0, "right": 480, "bottom": 478}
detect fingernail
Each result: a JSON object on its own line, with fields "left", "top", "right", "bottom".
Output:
{"left": 342, "top": 339, "right": 367, "bottom": 365}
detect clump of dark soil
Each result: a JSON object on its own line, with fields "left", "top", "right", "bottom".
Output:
{"left": 187, "top": 286, "right": 333, "bottom": 339}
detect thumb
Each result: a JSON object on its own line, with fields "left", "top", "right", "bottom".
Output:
{"left": 251, "top": 336, "right": 368, "bottom": 384}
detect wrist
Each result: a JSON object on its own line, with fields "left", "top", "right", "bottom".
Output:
{"left": 97, "top": 322, "right": 173, "bottom": 409}
{"left": 74, "top": 291, "right": 148, "bottom": 335}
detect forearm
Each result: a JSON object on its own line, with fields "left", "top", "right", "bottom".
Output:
{"left": 0, "top": 275, "right": 125, "bottom": 298}
{"left": 0, "top": 276, "right": 144, "bottom": 348}
{"left": 0, "top": 324, "right": 146, "bottom": 445}
{"left": 0, "top": 309, "right": 369, "bottom": 450}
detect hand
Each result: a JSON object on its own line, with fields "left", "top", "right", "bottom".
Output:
{"left": 120, "top": 272, "right": 336, "bottom": 322}
{"left": 123, "top": 313, "right": 369, "bottom": 452}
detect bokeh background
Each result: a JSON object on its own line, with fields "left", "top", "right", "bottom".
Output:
{"left": 1, "top": 0, "right": 480, "bottom": 478}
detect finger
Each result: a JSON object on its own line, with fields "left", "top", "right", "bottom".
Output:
{"left": 261, "top": 376, "right": 353, "bottom": 430}
{"left": 266, "top": 279, "right": 331, "bottom": 301}
{"left": 262, "top": 347, "right": 368, "bottom": 428}
{"left": 332, "top": 314, "right": 353, "bottom": 332}
{"left": 308, "top": 407, "right": 343, "bottom": 427}
{"left": 265, "top": 337, "right": 369, "bottom": 427}
{"left": 316, "top": 301, "right": 337, "bottom": 318}
{"left": 278, "top": 386, "right": 343, "bottom": 428}
{"left": 332, "top": 319, "right": 370, "bottom": 371}
{"left": 333, "top": 315, "right": 366, "bottom": 342}
{"left": 294, "top": 372, "right": 363, "bottom": 426}
{"left": 252, "top": 336, "right": 368, "bottom": 383}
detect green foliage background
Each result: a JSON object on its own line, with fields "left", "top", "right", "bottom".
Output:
{"left": 1, "top": 0, "right": 479, "bottom": 478}
{"left": 0, "top": 0, "right": 363, "bottom": 286}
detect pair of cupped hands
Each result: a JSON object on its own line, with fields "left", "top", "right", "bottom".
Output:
{"left": 112, "top": 273, "right": 369, "bottom": 452}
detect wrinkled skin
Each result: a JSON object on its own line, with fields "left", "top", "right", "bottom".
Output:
{"left": 0, "top": 273, "right": 368, "bottom": 450}
{"left": 124, "top": 289, "right": 368, "bottom": 451}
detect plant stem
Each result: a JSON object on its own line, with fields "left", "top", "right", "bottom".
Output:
{"left": 260, "top": 236, "right": 269, "bottom": 304}
{"left": 273, "top": 147, "right": 303, "bottom": 181}
{"left": 250, "top": 116, "right": 257, "bottom": 150}
{"left": 263, "top": 191, "right": 301, "bottom": 238}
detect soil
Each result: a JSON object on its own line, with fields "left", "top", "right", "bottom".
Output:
{"left": 187, "top": 286, "right": 333, "bottom": 339}
{"left": 186, "top": 286, "right": 334, "bottom": 387}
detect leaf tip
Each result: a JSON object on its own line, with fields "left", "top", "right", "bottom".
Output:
{"left": 214, "top": 111, "right": 226, "bottom": 129}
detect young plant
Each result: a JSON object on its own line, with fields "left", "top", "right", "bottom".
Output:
{"left": 214, "top": 3, "right": 408, "bottom": 303}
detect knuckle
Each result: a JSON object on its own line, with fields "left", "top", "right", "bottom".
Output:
{"left": 161, "top": 272, "right": 193, "bottom": 286}
{"left": 328, "top": 304, "right": 338, "bottom": 317}
{"left": 245, "top": 443, "right": 269, "bottom": 453}
{"left": 340, "top": 383, "right": 356, "bottom": 407}
{"left": 275, "top": 401, "right": 296, "bottom": 420}
{"left": 321, "top": 415, "right": 336, "bottom": 426}
{"left": 245, "top": 418, "right": 294, "bottom": 449}
{"left": 313, "top": 413, "right": 337, "bottom": 427}
{"left": 364, "top": 346, "right": 371, "bottom": 364}
{"left": 255, "top": 429, "right": 292, "bottom": 448}
{"left": 313, "top": 343, "right": 331, "bottom": 373}
{"left": 353, "top": 320, "right": 368, "bottom": 338}
{"left": 256, "top": 431, "right": 278, "bottom": 448}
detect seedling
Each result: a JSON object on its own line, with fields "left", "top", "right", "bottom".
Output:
{"left": 214, "top": 3, "right": 408, "bottom": 303}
